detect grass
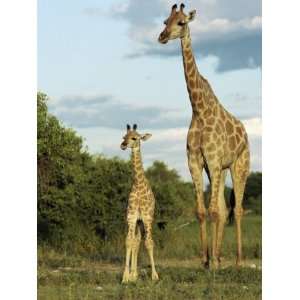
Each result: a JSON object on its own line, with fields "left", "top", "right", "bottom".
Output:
{"left": 38, "top": 215, "right": 261, "bottom": 299}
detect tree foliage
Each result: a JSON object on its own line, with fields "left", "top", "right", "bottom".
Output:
{"left": 38, "top": 92, "right": 88, "bottom": 244}
{"left": 244, "top": 172, "right": 262, "bottom": 214}
{"left": 244, "top": 172, "right": 262, "bottom": 201}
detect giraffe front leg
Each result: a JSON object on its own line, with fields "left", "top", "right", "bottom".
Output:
{"left": 187, "top": 151, "right": 209, "bottom": 268}
{"left": 144, "top": 221, "right": 159, "bottom": 281}
{"left": 129, "top": 224, "right": 141, "bottom": 282}
{"left": 122, "top": 220, "right": 136, "bottom": 283}
{"left": 215, "top": 170, "right": 228, "bottom": 267}
{"left": 207, "top": 163, "right": 222, "bottom": 270}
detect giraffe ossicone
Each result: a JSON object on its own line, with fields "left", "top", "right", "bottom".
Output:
{"left": 120, "top": 124, "right": 158, "bottom": 283}
{"left": 158, "top": 3, "right": 250, "bottom": 269}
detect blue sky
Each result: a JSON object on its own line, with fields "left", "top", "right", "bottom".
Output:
{"left": 38, "top": 0, "right": 261, "bottom": 181}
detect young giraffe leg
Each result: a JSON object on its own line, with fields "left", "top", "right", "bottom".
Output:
{"left": 207, "top": 162, "right": 222, "bottom": 269}
{"left": 122, "top": 219, "right": 137, "bottom": 283}
{"left": 187, "top": 151, "right": 208, "bottom": 267}
{"left": 143, "top": 221, "right": 159, "bottom": 281}
{"left": 230, "top": 147, "right": 250, "bottom": 266}
{"left": 215, "top": 170, "right": 228, "bottom": 266}
{"left": 129, "top": 223, "right": 141, "bottom": 281}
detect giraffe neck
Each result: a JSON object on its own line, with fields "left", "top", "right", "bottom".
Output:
{"left": 181, "top": 30, "right": 211, "bottom": 113}
{"left": 131, "top": 147, "right": 145, "bottom": 184}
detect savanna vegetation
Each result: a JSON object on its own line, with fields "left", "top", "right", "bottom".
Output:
{"left": 38, "top": 92, "right": 262, "bottom": 299}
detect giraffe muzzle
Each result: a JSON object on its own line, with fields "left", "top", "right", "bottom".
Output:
{"left": 120, "top": 142, "right": 127, "bottom": 150}
{"left": 158, "top": 32, "right": 169, "bottom": 44}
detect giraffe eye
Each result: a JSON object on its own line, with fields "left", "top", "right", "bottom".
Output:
{"left": 132, "top": 137, "right": 137, "bottom": 141}
{"left": 178, "top": 21, "right": 185, "bottom": 26}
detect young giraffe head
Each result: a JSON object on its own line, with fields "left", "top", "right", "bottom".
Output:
{"left": 158, "top": 3, "right": 196, "bottom": 44}
{"left": 120, "top": 124, "right": 152, "bottom": 150}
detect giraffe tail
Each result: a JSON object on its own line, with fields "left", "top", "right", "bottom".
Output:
{"left": 228, "top": 189, "right": 235, "bottom": 225}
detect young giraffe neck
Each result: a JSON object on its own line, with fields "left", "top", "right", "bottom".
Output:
{"left": 181, "top": 30, "right": 214, "bottom": 114}
{"left": 131, "top": 147, "right": 145, "bottom": 184}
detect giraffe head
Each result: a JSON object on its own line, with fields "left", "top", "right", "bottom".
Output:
{"left": 158, "top": 3, "right": 196, "bottom": 44}
{"left": 120, "top": 124, "right": 152, "bottom": 150}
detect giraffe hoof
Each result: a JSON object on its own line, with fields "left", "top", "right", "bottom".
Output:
{"left": 152, "top": 272, "right": 159, "bottom": 281}
{"left": 210, "top": 258, "right": 220, "bottom": 270}
{"left": 122, "top": 271, "right": 130, "bottom": 284}
{"left": 218, "top": 257, "right": 222, "bottom": 266}
{"left": 236, "top": 259, "right": 243, "bottom": 267}
{"left": 128, "top": 272, "right": 138, "bottom": 282}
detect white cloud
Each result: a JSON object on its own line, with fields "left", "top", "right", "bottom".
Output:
{"left": 242, "top": 117, "right": 262, "bottom": 136}
{"left": 192, "top": 16, "right": 261, "bottom": 41}
{"left": 49, "top": 94, "right": 189, "bottom": 129}
{"left": 108, "top": 0, "right": 261, "bottom": 72}
{"left": 150, "top": 127, "right": 187, "bottom": 142}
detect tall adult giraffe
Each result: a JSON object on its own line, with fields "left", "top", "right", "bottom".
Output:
{"left": 158, "top": 3, "right": 250, "bottom": 268}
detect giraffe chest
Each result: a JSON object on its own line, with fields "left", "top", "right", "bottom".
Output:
{"left": 136, "top": 184, "right": 152, "bottom": 201}
{"left": 128, "top": 183, "right": 155, "bottom": 217}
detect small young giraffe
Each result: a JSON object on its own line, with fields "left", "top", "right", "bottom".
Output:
{"left": 120, "top": 124, "right": 159, "bottom": 283}
{"left": 158, "top": 4, "right": 250, "bottom": 269}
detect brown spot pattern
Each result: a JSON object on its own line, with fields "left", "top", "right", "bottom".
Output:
{"left": 207, "top": 117, "right": 215, "bottom": 125}
{"left": 190, "top": 68, "right": 196, "bottom": 77}
{"left": 204, "top": 108, "right": 212, "bottom": 118}
{"left": 225, "top": 121, "right": 234, "bottom": 135}
{"left": 229, "top": 136, "right": 236, "bottom": 150}
{"left": 202, "top": 133, "right": 210, "bottom": 143}
{"left": 207, "top": 143, "right": 216, "bottom": 152}
{"left": 215, "top": 123, "right": 222, "bottom": 134}
{"left": 192, "top": 91, "right": 198, "bottom": 99}
{"left": 189, "top": 79, "right": 195, "bottom": 89}
{"left": 217, "top": 150, "right": 223, "bottom": 157}
{"left": 187, "top": 61, "right": 193, "bottom": 70}
{"left": 196, "top": 102, "right": 204, "bottom": 110}
{"left": 236, "top": 126, "right": 243, "bottom": 137}
{"left": 220, "top": 110, "right": 226, "bottom": 120}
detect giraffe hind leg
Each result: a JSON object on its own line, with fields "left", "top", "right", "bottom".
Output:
{"left": 230, "top": 147, "right": 250, "bottom": 266}
{"left": 143, "top": 221, "right": 159, "bottom": 281}
{"left": 215, "top": 170, "right": 228, "bottom": 267}
{"left": 207, "top": 162, "right": 222, "bottom": 269}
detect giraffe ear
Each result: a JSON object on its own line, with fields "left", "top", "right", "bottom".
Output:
{"left": 187, "top": 10, "right": 196, "bottom": 22}
{"left": 141, "top": 133, "right": 152, "bottom": 141}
